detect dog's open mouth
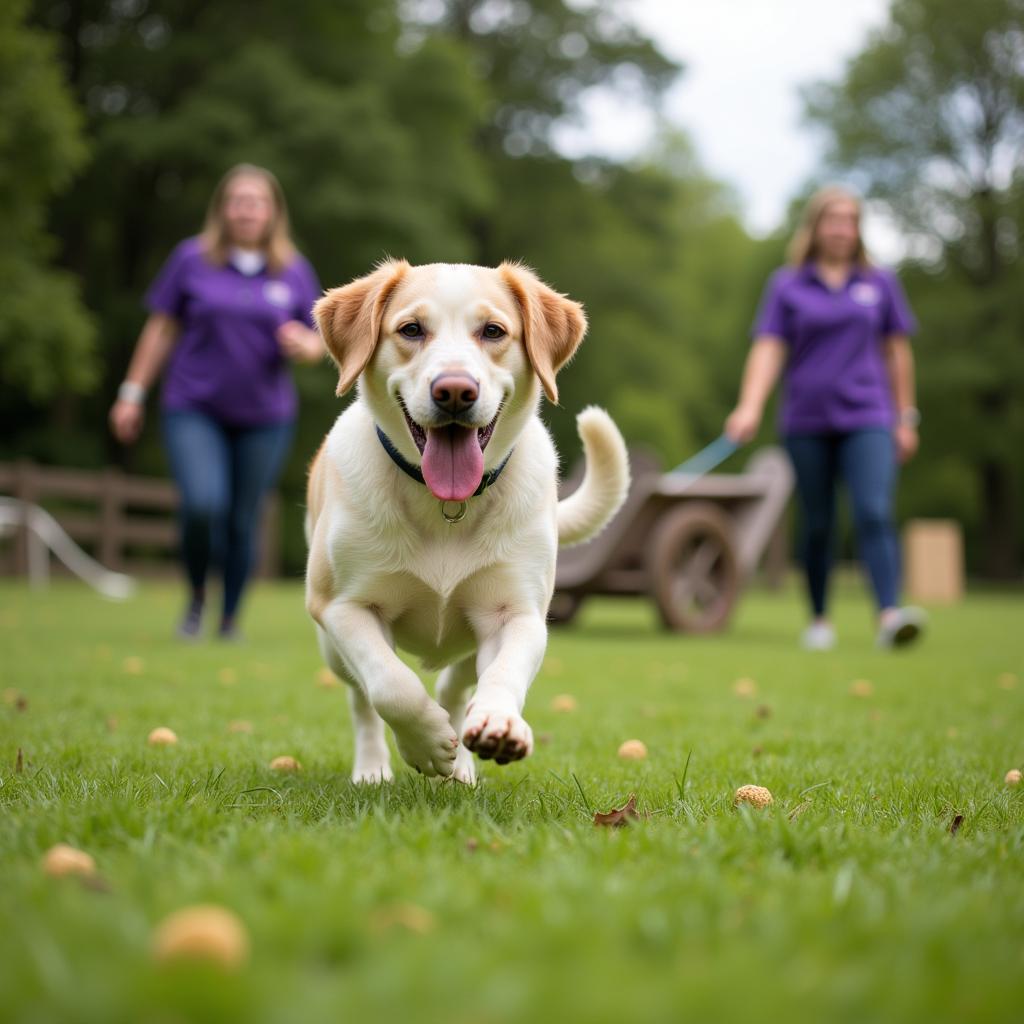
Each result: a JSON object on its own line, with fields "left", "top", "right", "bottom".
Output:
{"left": 399, "top": 399, "right": 501, "bottom": 502}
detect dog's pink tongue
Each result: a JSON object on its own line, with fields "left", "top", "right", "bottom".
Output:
{"left": 422, "top": 425, "right": 483, "bottom": 501}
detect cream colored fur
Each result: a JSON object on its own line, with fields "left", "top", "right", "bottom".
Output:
{"left": 305, "top": 261, "right": 629, "bottom": 784}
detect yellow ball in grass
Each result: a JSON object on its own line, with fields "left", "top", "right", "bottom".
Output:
{"left": 148, "top": 727, "right": 178, "bottom": 746}
{"left": 42, "top": 843, "right": 96, "bottom": 878}
{"left": 1005, "top": 769, "right": 1022, "bottom": 787}
{"left": 733, "top": 677, "right": 757, "bottom": 698}
{"left": 269, "top": 755, "right": 302, "bottom": 773}
{"left": 734, "top": 784, "right": 773, "bottom": 809}
{"left": 152, "top": 905, "right": 250, "bottom": 969}
{"left": 617, "top": 739, "right": 648, "bottom": 760}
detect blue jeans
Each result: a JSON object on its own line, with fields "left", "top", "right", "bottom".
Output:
{"left": 162, "top": 410, "right": 293, "bottom": 622}
{"left": 784, "top": 429, "right": 900, "bottom": 617}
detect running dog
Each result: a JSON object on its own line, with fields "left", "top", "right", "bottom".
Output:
{"left": 305, "top": 260, "right": 629, "bottom": 784}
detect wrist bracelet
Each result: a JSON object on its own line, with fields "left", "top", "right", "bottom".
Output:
{"left": 118, "top": 381, "right": 147, "bottom": 405}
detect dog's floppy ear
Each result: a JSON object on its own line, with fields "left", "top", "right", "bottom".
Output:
{"left": 498, "top": 262, "right": 586, "bottom": 405}
{"left": 313, "top": 258, "right": 410, "bottom": 396}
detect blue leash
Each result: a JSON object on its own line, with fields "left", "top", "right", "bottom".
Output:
{"left": 670, "top": 434, "right": 741, "bottom": 476}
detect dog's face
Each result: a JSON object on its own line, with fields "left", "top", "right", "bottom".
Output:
{"left": 314, "top": 261, "right": 586, "bottom": 502}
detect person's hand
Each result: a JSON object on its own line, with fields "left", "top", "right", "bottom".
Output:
{"left": 110, "top": 400, "right": 144, "bottom": 445}
{"left": 724, "top": 404, "right": 762, "bottom": 444}
{"left": 894, "top": 424, "right": 919, "bottom": 463}
{"left": 276, "top": 320, "right": 324, "bottom": 363}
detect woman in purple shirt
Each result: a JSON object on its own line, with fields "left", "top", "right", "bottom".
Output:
{"left": 110, "top": 164, "right": 323, "bottom": 639}
{"left": 726, "top": 185, "right": 925, "bottom": 650}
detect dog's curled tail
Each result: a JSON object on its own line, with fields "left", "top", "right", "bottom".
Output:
{"left": 557, "top": 406, "right": 630, "bottom": 547}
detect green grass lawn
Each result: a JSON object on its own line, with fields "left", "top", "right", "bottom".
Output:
{"left": 1, "top": 579, "right": 1022, "bottom": 1024}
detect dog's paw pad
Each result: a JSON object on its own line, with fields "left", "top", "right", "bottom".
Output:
{"left": 462, "top": 706, "right": 532, "bottom": 764}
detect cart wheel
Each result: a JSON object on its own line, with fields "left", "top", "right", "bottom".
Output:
{"left": 548, "top": 591, "right": 583, "bottom": 625}
{"left": 646, "top": 502, "right": 739, "bottom": 633}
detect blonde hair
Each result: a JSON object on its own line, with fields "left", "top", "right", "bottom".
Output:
{"left": 787, "top": 184, "right": 870, "bottom": 267}
{"left": 199, "top": 164, "right": 296, "bottom": 274}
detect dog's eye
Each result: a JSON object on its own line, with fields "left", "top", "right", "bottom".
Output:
{"left": 481, "top": 323, "right": 506, "bottom": 341}
{"left": 398, "top": 322, "right": 424, "bottom": 340}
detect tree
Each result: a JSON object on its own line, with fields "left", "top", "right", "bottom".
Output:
{"left": 803, "top": 0, "right": 1024, "bottom": 577}
{"left": 0, "top": 0, "right": 95, "bottom": 425}
{"left": 13, "top": 0, "right": 761, "bottom": 573}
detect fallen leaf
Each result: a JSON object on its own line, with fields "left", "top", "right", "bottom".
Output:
{"left": 227, "top": 720, "right": 253, "bottom": 735}
{"left": 217, "top": 667, "right": 238, "bottom": 686}
{"left": 122, "top": 656, "right": 144, "bottom": 675}
{"left": 79, "top": 874, "right": 113, "bottom": 893}
{"left": 593, "top": 793, "right": 641, "bottom": 827}
{"left": 15, "top": 747, "right": 23, "bottom": 773}
{"left": 849, "top": 679, "right": 874, "bottom": 698}
{"left": 550, "top": 694, "right": 577, "bottom": 713}
{"left": 949, "top": 813, "right": 964, "bottom": 836}
{"left": 755, "top": 704, "right": 772, "bottom": 719}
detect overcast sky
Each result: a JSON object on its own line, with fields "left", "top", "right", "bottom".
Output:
{"left": 555, "top": 0, "right": 897, "bottom": 254}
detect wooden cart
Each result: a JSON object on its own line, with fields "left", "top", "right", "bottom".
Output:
{"left": 551, "top": 446, "right": 794, "bottom": 632}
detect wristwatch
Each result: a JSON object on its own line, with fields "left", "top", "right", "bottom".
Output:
{"left": 899, "top": 407, "right": 921, "bottom": 428}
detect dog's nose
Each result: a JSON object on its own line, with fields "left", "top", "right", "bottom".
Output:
{"left": 431, "top": 373, "right": 479, "bottom": 414}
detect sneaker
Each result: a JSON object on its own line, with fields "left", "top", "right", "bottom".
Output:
{"left": 176, "top": 599, "right": 204, "bottom": 642}
{"left": 801, "top": 621, "right": 836, "bottom": 651}
{"left": 877, "top": 606, "right": 926, "bottom": 649}
{"left": 218, "top": 618, "right": 243, "bottom": 643}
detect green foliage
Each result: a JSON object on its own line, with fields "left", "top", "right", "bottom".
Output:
{"left": 803, "top": 0, "right": 1024, "bottom": 574}
{"left": 0, "top": 0, "right": 95, "bottom": 403}
{"left": 1, "top": 582, "right": 1023, "bottom": 1022}
{"left": 7, "top": 0, "right": 763, "bottom": 575}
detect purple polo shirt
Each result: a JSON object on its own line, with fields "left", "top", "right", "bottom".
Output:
{"left": 145, "top": 237, "right": 321, "bottom": 427}
{"left": 752, "top": 263, "right": 916, "bottom": 434}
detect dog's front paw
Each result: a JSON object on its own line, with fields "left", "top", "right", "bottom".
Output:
{"left": 390, "top": 700, "right": 459, "bottom": 778}
{"left": 462, "top": 701, "right": 533, "bottom": 764}
{"left": 450, "top": 743, "right": 477, "bottom": 785}
{"left": 351, "top": 760, "right": 394, "bottom": 785}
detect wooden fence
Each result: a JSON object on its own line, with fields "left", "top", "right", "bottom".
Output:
{"left": 0, "top": 461, "right": 280, "bottom": 579}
